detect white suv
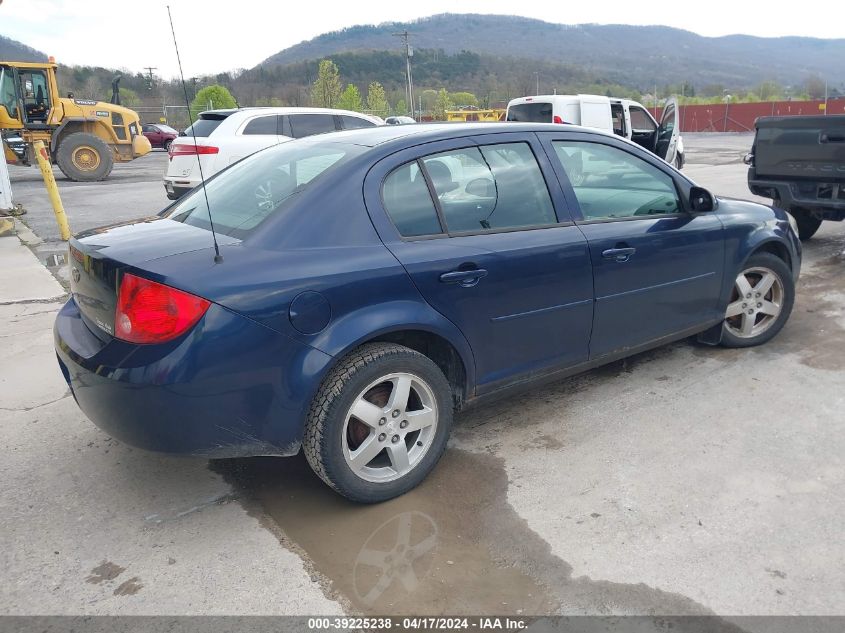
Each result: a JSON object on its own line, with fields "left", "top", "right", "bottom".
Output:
{"left": 163, "top": 107, "right": 383, "bottom": 199}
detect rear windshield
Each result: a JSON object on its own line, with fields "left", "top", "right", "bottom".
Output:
{"left": 182, "top": 116, "right": 228, "bottom": 138}
{"left": 164, "top": 140, "right": 365, "bottom": 239}
{"left": 507, "top": 103, "right": 552, "bottom": 123}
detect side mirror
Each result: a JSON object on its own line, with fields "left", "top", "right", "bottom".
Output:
{"left": 743, "top": 152, "right": 754, "bottom": 165}
{"left": 690, "top": 186, "right": 715, "bottom": 212}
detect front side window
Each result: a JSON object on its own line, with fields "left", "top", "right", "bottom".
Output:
{"left": 629, "top": 107, "right": 657, "bottom": 132}
{"left": 552, "top": 141, "right": 680, "bottom": 221}
{"left": 242, "top": 115, "right": 278, "bottom": 136}
{"left": 422, "top": 142, "right": 557, "bottom": 232}
{"left": 289, "top": 114, "right": 337, "bottom": 138}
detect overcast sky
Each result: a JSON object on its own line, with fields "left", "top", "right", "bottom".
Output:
{"left": 1, "top": 0, "right": 841, "bottom": 78}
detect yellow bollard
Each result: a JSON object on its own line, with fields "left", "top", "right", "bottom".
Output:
{"left": 33, "top": 140, "right": 71, "bottom": 241}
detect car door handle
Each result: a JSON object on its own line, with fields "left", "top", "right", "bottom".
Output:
{"left": 439, "top": 269, "right": 488, "bottom": 286}
{"left": 602, "top": 247, "right": 637, "bottom": 262}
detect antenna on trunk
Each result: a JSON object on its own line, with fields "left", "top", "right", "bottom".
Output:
{"left": 167, "top": 5, "right": 223, "bottom": 264}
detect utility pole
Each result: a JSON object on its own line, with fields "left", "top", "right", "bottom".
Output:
{"left": 534, "top": 72, "right": 539, "bottom": 95}
{"left": 143, "top": 66, "right": 157, "bottom": 90}
{"left": 392, "top": 30, "right": 415, "bottom": 118}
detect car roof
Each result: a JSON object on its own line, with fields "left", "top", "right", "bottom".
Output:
{"left": 315, "top": 122, "right": 614, "bottom": 149}
{"left": 199, "top": 107, "right": 379, "bottom": 119}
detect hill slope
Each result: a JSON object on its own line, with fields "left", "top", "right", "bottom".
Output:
{"left": 0, "top": 35, "right": 47, "bottom": 62}
{"left": 261, "top": 14, "right": 844, "bottom": 87}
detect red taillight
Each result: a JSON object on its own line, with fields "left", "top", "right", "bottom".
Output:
{"left": 168, "top": 143, "right": 219, "bottom": 158}
{"left": 553, "top": 115, "right": 565, "bottom": 124}
{"left": 115, "top": 273, "right": 210, "bottom": 344}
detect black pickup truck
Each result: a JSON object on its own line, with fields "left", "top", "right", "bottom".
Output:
{"left": 746, "top": 115, "right": 845, "bottom": 240}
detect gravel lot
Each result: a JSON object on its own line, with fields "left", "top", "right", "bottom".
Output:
{"left": 1, "top": 133, "right": 843, "bottom": 620}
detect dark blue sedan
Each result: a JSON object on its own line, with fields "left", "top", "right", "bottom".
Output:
{"left": 54, "top": 123, "right": 801, "bottom": 502}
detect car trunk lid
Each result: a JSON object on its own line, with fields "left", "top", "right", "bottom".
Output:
{"left": 68, "top": 218, "right": 239, "bottom": 341}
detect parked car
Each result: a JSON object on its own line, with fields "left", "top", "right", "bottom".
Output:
{"left": 385, "top": 116, "right": 416, "bottom": 125}
{"left": 745, "top": 114, "right": 845, "bottom": 240}
{"left": 142, "top": 123, "right": 179, "bottom": 151}
{"left": 506, "top": 94, "right": 685, "bottom": 169}
{"left": 163, "top": 107, "right": 383, "bottom": 200}
{"left": 55, "top": 123, "right": 800, "bottom": 503}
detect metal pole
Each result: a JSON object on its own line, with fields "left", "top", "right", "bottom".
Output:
{"left": 32, "top": 141, "right": 70, "bottom": 240}
{"left": 0, "top": 144, "right": 13, "bottom": 211}
{"left": 824, "top": 81, "right": 829, "bottom": 116}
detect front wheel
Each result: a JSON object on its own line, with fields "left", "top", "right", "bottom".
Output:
{"left": 721, "top": 252, "right": 794, "bottom": 348}
{"left": 303, "top": 343, "right": 453, "bottom": 503}
{"left": 55, "top": 132, "right": 114, "bottom": 181}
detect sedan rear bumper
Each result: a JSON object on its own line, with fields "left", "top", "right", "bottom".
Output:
{"left": 54, "top": 296, "right": 332, "bottom": 458}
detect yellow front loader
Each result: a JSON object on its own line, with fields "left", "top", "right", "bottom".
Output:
{"left": 1, "top": 59, "right": 151, "bottom": 181}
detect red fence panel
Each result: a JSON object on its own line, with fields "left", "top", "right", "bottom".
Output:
{"left": 655, "top": 98, "right": 845, "bottom": 133}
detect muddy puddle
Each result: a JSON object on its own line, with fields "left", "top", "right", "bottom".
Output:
{"left": 214, "top": 450, "right": 742, "bottom": 625}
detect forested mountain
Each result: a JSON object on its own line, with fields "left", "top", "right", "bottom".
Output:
{"left": 262, "top": 14, "right": 844, "bottom": 88}
{"left": 0, "top": 35, "right": 47, "bottom": 62}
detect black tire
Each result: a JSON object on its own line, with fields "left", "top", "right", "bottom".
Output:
{"left": 789, "top": 208, "right": 822, "bottom": 241}
{"left": 55, "top": 132, "right": 114, "bottom": 182}
{"left": 720, "top": 252, "right": 794, "bottom": 348}
{"left": 303, "top": 342, "right": 453, "bottom": 503}
{"left": 163, "top": 139, "right": 172, "bottom": 152}
{"left": 674, "top": 152, "right": 684, "bottom": 170}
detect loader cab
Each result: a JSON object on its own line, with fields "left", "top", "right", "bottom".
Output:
{"left": 0, "top": 62, "right": 58, "bottom": 130}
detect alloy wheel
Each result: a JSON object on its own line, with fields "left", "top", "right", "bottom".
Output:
{"left": 342, "top": 373, "right": 439, "bottom": 483}
{"left": 724, "top": 266, "right": 784, "bottom": 338}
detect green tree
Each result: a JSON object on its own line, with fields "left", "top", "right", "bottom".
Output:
{"left": 190, "top": 84, "right": 237, "bottom": 118}
{"left": 449, "top": 91, "right": 478, "bottom": 107}
{"left": 756, "top": 80, "right": 783, "bottom": 101}
{"left": 118, "top": 87, "right": 141, "bottom": 108}
{"left": 394, "top": 98, "right": 408, "bottom": 116}
{"left": 338, "top": 83, "right": 363, "bottom": 112}
{"left": 311, "top": 59, "right": 341, "bottom": 108}
{"left": 420, "top": 89, "right": 438, "bottom": 112}
{"left": 366, "top": 81, "right": 388, "bottom": 117}
{"left": 433, "top": 88, "right": 453, "bottom": 121}
{"left": 254, "top": 96, "right": 284, "bottom": 106}
{"left": 804, "top": 74, "right": 826, "bottom": 100}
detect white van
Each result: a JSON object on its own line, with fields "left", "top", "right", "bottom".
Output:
{"left": 506, "top": 94, "right": 684, "bottom": 169}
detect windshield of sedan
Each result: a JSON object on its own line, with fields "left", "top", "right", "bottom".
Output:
{"left": 164, "top": 141, "right": 365, "bottom": 239}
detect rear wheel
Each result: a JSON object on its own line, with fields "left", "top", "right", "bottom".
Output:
{"left": 163, "top": 139, "right": 172, "bottom": 152}
{"left": 303, "top": 343, "right": 453, "bottom": 503}
{"left": 721, "top": 252, "right": 794, "bottom": 348}
{"left": 789, "top": 208, "right": 822, "bottom": 241}
{"left": 56, "top": 132, "right": 114, "bottom": 181}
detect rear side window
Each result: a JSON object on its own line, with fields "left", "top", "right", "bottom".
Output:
{"left": 507, "top": 103, "right": 552, "bottom": 122}
{"left": 165, "top": 142, "right": 364, "bottom": 239}
{"left": 382, "top": 162, "right": 442, "bottom": 237}
{"left": 422, "top": 143, "right": 557, "bottom": 232}
{"left": 552, "top": 141, "right": 680, "bottom": 221}
{"left": 242, "top": 115, "right": 278, "bottom": 135}
{"left": 340, "top": 115, "right": 376, "bottom": 130}
{"left": 183, "top": 117, "right": 227, "bottom": 137}
{"left": 289, "top": 114, "right": 338, "bottom": 138}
